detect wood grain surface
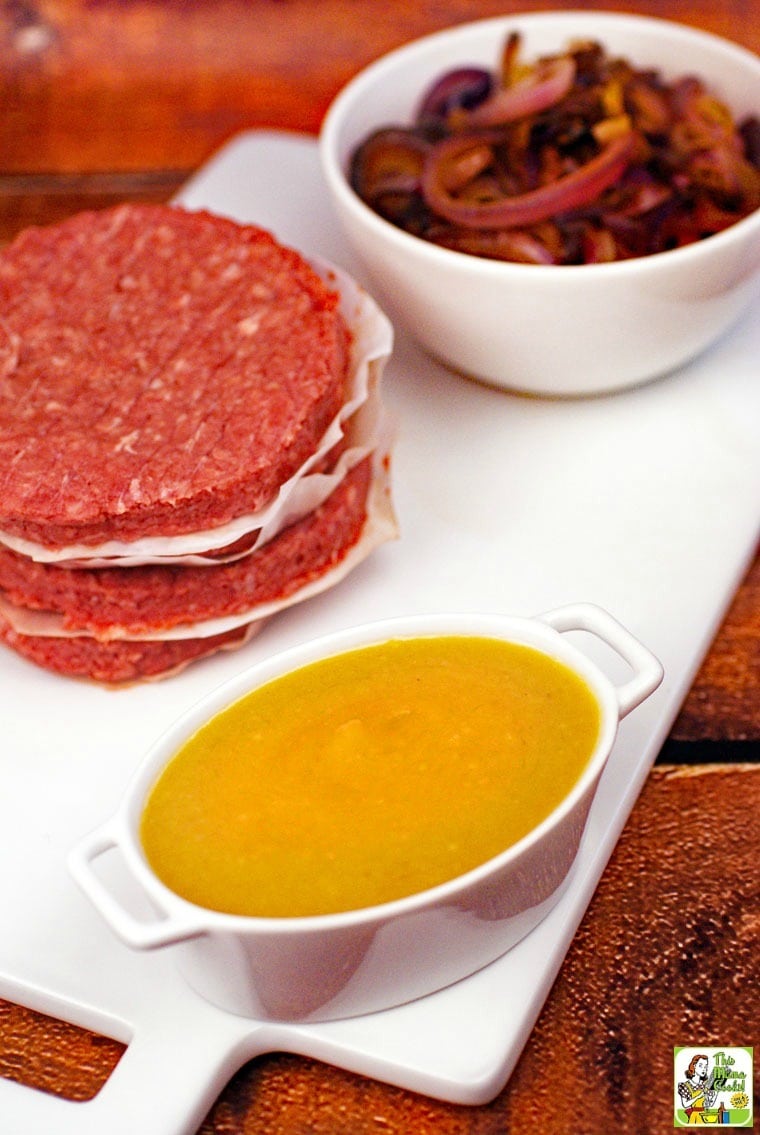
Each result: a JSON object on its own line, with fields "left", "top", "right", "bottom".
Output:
{"left": 3, "top": 0, "right": 760, "bottom": 175}
{"left": 0, "top": 1, "right": 758, "bottom": 1130}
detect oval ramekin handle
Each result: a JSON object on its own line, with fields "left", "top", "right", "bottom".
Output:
{"left": 68, "top": 825, "right": 206, "bottom": 950}
{"left": 537, "top": 602, "right": 664, "bottom": 719}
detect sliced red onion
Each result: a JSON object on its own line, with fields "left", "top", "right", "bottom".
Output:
{"left": 609, "top": 170, "right": 672, "bottom": 217}
{"left": 465, "top": 56, "right": 577, "bottom": 127}
{"left": 350, "top": 128, "right": 430, "bottom": 202}
{"left": 416, "top": 67, "right": 493, "bottom": 123}
{"left": 581, "top": 225, "right": 618, "bottom": 263}
{"left": 432, "top": 227, "right": 558, "bottom": 263}
{"left": 421, "top": 131, "right": 636, "bottom": 229}
{"left": 436, "top": 141, "right": 493, "bottom": 192}
{"left": 740, "top": 116, "right": 760, "bottom": 168}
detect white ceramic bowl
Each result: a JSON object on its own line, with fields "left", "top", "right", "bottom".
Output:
{"left": 69, "top": 603, "right": 662, "bottom": 1023}
{"left": 320, "top": 11, "right": 760, "bottom": 396}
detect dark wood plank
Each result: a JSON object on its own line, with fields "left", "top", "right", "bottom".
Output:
{"left": 670, "top": 552, "right": 760, "bottom": 743}
{"left": 0, "top": 999, "right": 124, "bottom": 1102}
{"left": 2, "top": 0, "right": 759, "bottom": 175}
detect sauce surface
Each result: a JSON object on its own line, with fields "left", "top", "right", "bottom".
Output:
{"left": 140, "top": 636, "right": 601, "bottom": 917}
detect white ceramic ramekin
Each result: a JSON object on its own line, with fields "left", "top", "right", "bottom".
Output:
{"left": 69, "top": 603, "right": 662, "bottom": 1022}
{"left": 320, "top": 12, "right": 760, "bottom": 396}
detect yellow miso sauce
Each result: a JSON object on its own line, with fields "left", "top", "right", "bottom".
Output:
{"left": 140, "top": 636, "right": 601, "bottom": 918}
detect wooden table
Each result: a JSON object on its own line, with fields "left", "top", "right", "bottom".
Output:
{"left": 1, "top": 2, "right": 758, "bottom": 1131}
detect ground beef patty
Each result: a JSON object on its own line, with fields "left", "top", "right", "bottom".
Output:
{"left": 0, "top": 618, "right": 254, "bottom": 685}
{"left": 0, "top": 203, "right": 348, "bottom": 548}
{"left": 0, "top": 459, "right": 371, "bottom": 640}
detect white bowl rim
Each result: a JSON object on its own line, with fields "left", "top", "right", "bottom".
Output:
{"left": 112, "top": 609, "right": 625, "bottom": 936}
{"left": 320, "top": 9, "right": 760, "bottom": 278}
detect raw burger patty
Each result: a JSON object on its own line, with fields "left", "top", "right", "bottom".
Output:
{"left": 0, "top": 619, "right": 253, "bottom": 685}
{"left": 0, "top": 459, "right": 371, "bottom": 640}
{"left": 0, "top": 203, "right": 349, "bottom": 548}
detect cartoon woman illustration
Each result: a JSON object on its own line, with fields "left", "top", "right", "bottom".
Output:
{"left": 677, "top": 1054, "right": 718, "bottom": 1124}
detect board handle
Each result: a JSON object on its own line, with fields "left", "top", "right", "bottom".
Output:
{"left": 68, "top": 826, "right": 206, "bottom": 950}
{"left": 537, "top": 602, "right": 663, "bottom": 719}
{"left": 0, "top": 989, "right": 271, "bottom": 1135}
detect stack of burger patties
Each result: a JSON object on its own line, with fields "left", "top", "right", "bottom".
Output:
{"left": 0, "top": 204, "right": 396, "bottom": 683}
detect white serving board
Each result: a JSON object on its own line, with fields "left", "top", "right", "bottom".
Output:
{"left": 1, "top": 131, "right": 758, "bottom": 1135}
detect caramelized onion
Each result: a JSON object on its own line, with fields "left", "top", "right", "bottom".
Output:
{"left": 348, "top": 33, "right": 760, "bottom": 264}
{"left": 432, "top": 227, "right": 558, "bottom": 263}
{"left": 350, "top": 128, "right": 430, "bottom": 202}
{"left": 422, "top": 132, "right": 636, "bottom": 229}
{"left": 466, "top": 55, "right": 577, "bottom": 126}
{"left": 417, "top": 67, "right": 493, "bottom": 122}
